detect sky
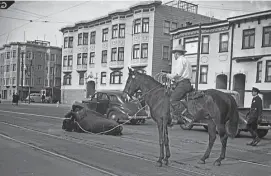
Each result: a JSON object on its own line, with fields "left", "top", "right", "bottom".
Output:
{"left": 0, "top": 0, "right": 271, "bottom": 48}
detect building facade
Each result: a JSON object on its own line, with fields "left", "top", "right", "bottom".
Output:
{"left": 0, "top": 40, "right": 62, "bottom": 101}
{"left": 60, "top": 0, "right": 215, "bottom": 104}
{"left": 170, "top": 10, "right": 271, "bottom": 108}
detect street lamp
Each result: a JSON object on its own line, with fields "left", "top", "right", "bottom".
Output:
{"left": 28, "top": 57, "right": 33, "bottom": 104}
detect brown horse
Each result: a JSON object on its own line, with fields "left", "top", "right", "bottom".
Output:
{"left": 123, "top": 68, "right": 239, "bottom": 167}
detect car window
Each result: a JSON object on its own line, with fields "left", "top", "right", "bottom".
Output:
{"left": 109, "top": 95, "right": 120, "bottom": 103}
{"left": 120, "top": 93, "right": 134, "bottom": 102}
{"left": 100, "top": 93, "right": 109, "bottom": 101}
{"left": 91, "top": 93, "right": 98, "bottom": 101}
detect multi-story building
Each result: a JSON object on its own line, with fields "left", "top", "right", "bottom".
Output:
{"left": 60, "top": 0, "right": 216, "bottom": 104}
{"left": 0, "top": 40, "right": 62, "bottom": 101}
{"left": 170, "top": 9, "right": 271, "bottom": 108}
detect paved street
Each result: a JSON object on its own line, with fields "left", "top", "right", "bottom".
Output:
{"left": 0, "top": 103, "right": 271, "bottom": 176}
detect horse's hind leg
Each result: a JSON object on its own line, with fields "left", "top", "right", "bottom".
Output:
{"left": 214, "top": 126, "right": 228, "bottom": 166}
{"left": 198, "top": 119, "right": 216, "bottom": 164}
{"left": 156, "top": 122, "right": 164, "bottom": 167}
{"left": 163, "top": 124, "right": 170, "bottom": 166}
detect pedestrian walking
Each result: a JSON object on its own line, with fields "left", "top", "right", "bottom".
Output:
{"left": 246, "top": 86, "right": 263, "bottom": 146}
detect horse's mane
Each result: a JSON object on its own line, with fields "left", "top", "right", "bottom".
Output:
{"left": 136, "top": 71, "right": 163, "bottom": 88}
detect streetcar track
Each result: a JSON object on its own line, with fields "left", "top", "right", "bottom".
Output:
{"left": 1, "top": 109, "right": 268, "bottom": 157}
{"left": 0, "top": 133, "right": 121, "bottom": 176}
{"left": 1, "top": 110, "right": 271, "bottom": 170}
{"left": 0, "top": 121, "right": 214, "bottom": 176}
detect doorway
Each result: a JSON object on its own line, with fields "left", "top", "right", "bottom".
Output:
{"left": 233, "top": 74, "right": 246, "bottom": 107}
{"left": 216, "top": 74, "right": 228, "bottom": 89}
{"left": 86, "top": 81, "right": 95, "bottom": 98}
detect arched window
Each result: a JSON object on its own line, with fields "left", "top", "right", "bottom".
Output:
{"left": 110, "top": 71, "right": 123, "bottom": 84}
{"left": 63, "top": 74, "right": 72, "bottom": 85}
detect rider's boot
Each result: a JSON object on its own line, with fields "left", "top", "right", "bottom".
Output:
{"left": 179, "top": 100, "right": 194, "bottom": 129}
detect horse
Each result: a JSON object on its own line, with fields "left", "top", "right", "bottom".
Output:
{"left": 123, "top": 68, "right": 239, "bottom": 167}
{"left": 63, "top": 102, "right": 123, "bottom": 136}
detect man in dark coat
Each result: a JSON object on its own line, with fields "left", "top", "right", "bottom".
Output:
{"left": 246, "top": 87, "right": 262, "bottom": 146}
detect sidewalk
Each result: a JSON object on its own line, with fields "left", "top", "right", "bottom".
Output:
{"left": 1, "top": 100, "right": 71, "bottom": 108}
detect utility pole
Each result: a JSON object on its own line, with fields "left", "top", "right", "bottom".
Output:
{"left": 20, "top": 52, "right": 24, "bottom": 101}
{"left": 195, "top": 23, "right": 202, "bottom": 91}
{"left": 51, "top": 63, "right": 55, "bottom": 103}
{"left": 28, "top": 58, "right": 33, "bottom": 104}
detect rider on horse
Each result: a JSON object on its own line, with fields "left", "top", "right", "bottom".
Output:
{"left": 165, "top": 44, "right": 194, "bottom": 126}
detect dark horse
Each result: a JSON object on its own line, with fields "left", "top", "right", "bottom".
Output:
{"left": 123, "top": 68, "right": 239, "bottom": 167}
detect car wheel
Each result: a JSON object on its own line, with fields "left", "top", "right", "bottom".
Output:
{"left": 257, "top": 129, "right": 268, "bottom": 138}
{"left": 130, "top": 119, "right": 139, "bottom": 125}
{"left": 108, "top": 111, "right": 120, "bottom": 123}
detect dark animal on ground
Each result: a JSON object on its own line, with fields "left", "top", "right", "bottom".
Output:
{"left": 62, "top": 101, "right": 123, "bottom": 136}
{"left": 123, "top": 68, "right": 239, "bottom": 167}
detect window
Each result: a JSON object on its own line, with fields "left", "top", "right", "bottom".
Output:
{"left": 12, "top": 64, "right": 16, "bottom": 71}
{"left": 163, "top": 46, "right": 169, "bottom": 60}
{"left": 201, "top": 35, "right": 209, "bottom": 54}
{"left": 79, "top": 72, "right": 84, "bottom": 85}
{"left": 118, "top": 47, "right": 124, "bottom": 61}
{"left": 242, "top": 29, "right": 255, "bottom": 49}
{"left": 6, "top": 78, "right": 9, "bottom": 85}
{"left": 77, "top": 53, "right": 82, "bottom": 65}
{"left": 200, "top": 65, "right": 208, "bottom": 84}
{"left": 6, "top": 65, "right": 10, "bottom": 72}
{"left": 191, "top": 65, "right": 197, "bottom": 84}
{"left": 112, "top": 25, "right": 118, "bottom": 39}
{"left": 90, "top": 31, "right": 96, "bottom": 44}
{"left": 111, "top": 48, "right": 117, "bottom": 61}
{"left": 63, "top": 56, "right": 67, "bottom": 66}
{"left": 101, "top": 72, "right": 106, "bottom": 84}
{"left": 83, "top": 33, "right": 88, "bottom": 45}
{"left": 102, "top": 50, "right": 107, "bottom": 63}
{"left": 6, "top": 52, "right": 10, "bottom": 59}
{"left": 12, "top": 77, "right": 16, "bottom": 85}
{"left": 37, "top": 77, "right": 42, "bottom": 85}
{"left": 102, "top": 28, "right": 108, "bottom": 42}
{"left": 142, "top": 18, "right": 149, "bottom": 33}
{"left": 184, "top": 37, "right": 198, "bottom": 54}
{"left": 50, "top": 54, "right": 55, "bottom": 61}
{"left": 263, "top": 26, "right": 271, "bottom": 47}
{"left": 89, "top": 52, "right": 95, "bottom": 64}
{"left": 256, "top": 61, "right": 262, "bottom": 83}
{"left": 63, "top": 74, "right": 71, "bottom": 85}
{"left": 133, "top": 44, "right": 140, "bottom": 59}
{"left": 37, "top": 65, "right": 42, "bottom": 70}
{"left": 82, "top": 53, "right": 87, "bottom": 65}
{"left": 78, "top": 33, "right": 82, "bottom": 45}
{"left": 68, "top": 37, "right": 73, "bottom": 48}
{"left": 119, "top": 24, "right": 125, "bottom": 38}
{"left": 134, "top": 19, "right": 141, "bottom": 34}
{"left": 265, "top": 60, "right": 271, "bottom": 82}
{"left": 164, "top": 21, "right": 170, "bottom": 34}
{"left": 219, "top": 33, "right": 229, "bottom": 52}
{"left": 50, "top": 67, "right": 54, "bottom": 75}
{"left": 171, "top": 22, "right": 177, "bottom": 30}
{"left": 110, "top": 71, "right": 123, "bottom": 84}
{"left": 12, "top": 50, "right": 16, "bottom": 58}
{"left": 64, "top": 37, "right": 68, "bottom": 48}
{"left": 68, "top": 55, "right": 73, "bottom": 66}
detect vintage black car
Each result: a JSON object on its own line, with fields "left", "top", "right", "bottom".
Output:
{"left": 82, "top": 90, "right": 149, "bottom": 125}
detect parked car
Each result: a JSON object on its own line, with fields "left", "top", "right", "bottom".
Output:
{"left": 179, "top": 89, "right": 271, "bottom": 138}
{"left": 25, "top": 93, "right": 51, "bottom": 103}
{"left": 82, "top": 90, "right": 149, "bottom": 125}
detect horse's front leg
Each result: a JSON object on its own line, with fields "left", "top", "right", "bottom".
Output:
{"left": 198, "top": 119, "right": 216, "bottom": 164}
{"left": 214, "top": 126, "right": 228, "bottom": 166}
{"left": 163, "top": 123, "right": 170, "bottom": 166}
{"left": 156, "top": 123, "right": 164, "bottom": 167}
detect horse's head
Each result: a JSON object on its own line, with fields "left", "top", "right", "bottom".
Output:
{"left": 123, "top": 67, "right": 141, "bottom": 97}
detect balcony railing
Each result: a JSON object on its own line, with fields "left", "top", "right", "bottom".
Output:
{"left": 109, "top": 60, "right": 124, "bottom": 69}
{"left": 131, "top": 58, "right": 148, "bottom": 67}
{"left": 76, "top": 64, "right": 87, "bottom": 71}
{"left": 62, "top": 66, "right": 73, "bottom": 72}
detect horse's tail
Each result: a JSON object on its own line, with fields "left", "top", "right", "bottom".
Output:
{"left": 225, "top": 96, "right": 239, "bottom": 138}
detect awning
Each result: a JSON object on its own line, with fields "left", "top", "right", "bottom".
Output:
{"left": 233, "top": 55, "right": 264, "bottom": 63}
